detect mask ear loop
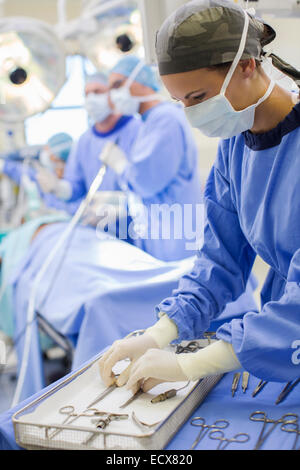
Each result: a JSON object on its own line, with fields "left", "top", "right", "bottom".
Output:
{"left": 124, "top": 60, "right": 146, "bottom": 90}
{"left": 220, "top": 10, "right": 250, "bottom": 96}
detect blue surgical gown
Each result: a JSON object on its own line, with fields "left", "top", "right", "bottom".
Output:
{"left": 64, "top": 116, "right": 141, "bottom": 201}
{"left": 122, "top": 102, "right": 203, "bottom": 261}
{"left": 157, "top": 102, "right": 300, "bottom": 383}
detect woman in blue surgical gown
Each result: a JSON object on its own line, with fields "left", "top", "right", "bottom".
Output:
{"left": 99, "top": 0, "right": 300, "bottom": 393}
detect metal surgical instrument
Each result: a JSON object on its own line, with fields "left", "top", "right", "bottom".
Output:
{"left": 49, "top": 405, "right": 100, "bottom": 439}
{"left": 87, "top": 375, "right": 120, "bottom": 408}
{"left": 252, "top": 379, "right": 268, "bottom": 397}
{"left": 281, "top": 421, "right": 300, "bottom": 450}
{"left": 119, "top": 388, "right": 144, "bottom": 409}
{"left": 175, "top": 341, "right": 202, "bottom": 354}
{"left": 275, "top": 377, "right": 300, "bottom": 405}
{"left": 151, "top": 381, "right": 190, "bottom": 404}
{"left": 231, "top": 372, "right": 241, "bottom": 397}
{"left": 242, "top": 372, "right": 250, "bottom": 393}
{"left": 83, "top": 412, "right": 129, "bottom": 446}
{"left": 209, "top": 430, "right": 250, "bottom": 450}
{"left": 249, "top": 411, "right": 299, "bottom": 450}
{"left": 189, "top": 417, "right": 229, "bottom": 450}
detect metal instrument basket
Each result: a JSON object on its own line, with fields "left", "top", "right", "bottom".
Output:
{"left": 13, "top": 347, "right": 223, "bottom": 450}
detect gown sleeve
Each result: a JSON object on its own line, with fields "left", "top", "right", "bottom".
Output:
{"left": 217, "top": 247, "right": 300, "bottom": 382}
{"left": 156, "top": 139, "right": 257, "bottom": 341}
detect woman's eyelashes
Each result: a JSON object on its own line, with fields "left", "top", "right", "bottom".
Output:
{"left": 192, "top": 92, "right": 206, "bottom": 102}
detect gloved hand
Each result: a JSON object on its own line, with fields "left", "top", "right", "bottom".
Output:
{"left": 99, "top": 142, "right": 128, "bottom": 175}
{"left": 126, "top": 349, "right": 188, "bottom": 394}
{"left": 98, "top": 333, "right": 160, "bottom": 388}
{"left": 36, "top": 167, "right": 59, "bottom": 194}
{"left": 81, "top": 191, "right": 127, "bottom": 227}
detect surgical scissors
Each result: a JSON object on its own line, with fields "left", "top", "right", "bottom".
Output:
{"left": 209, "top": 430, "right": 250, "bottom": 450}
{"left": 249, "top": 411, "right": 299, "bottom": 450}
{"left": 49, "top": 405, "right": 99, "bottom": 439}
{"left": 281, "top": 422, "right": 300, "bottom": 450}
{"left": 190, "top": 417, "right": 229, "bottom": 450}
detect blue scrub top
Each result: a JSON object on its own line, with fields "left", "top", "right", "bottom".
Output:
{"left": 157, "top": 102, "right": 300, "bottom": 383}
{"left": 122, "top": 102, "right": 203, "bottom": 262}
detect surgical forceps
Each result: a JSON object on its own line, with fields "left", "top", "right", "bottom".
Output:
{"left": 49, "top": 405, "right": 99, "bottom": 439}
{"left": 281, "top": 422, "right": 300, "bottom": 450}
{"left": 189, "top": 417, "right": 229, "bottom": 450}
{"left": 209, "top": 430, "right": 250, "bottom": 450}
{"left": 249, "top": 411, "right": 299, "bottom": 450}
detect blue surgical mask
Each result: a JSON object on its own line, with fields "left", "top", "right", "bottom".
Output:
{"left": 85, "top": 92, "right": 111, "bottom": 124}
{"left": 184, "top": 11, "right": 275, "bottom": 139}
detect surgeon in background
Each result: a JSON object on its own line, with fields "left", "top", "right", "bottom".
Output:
{"left": 106, "top": 55, "right": 203, "bottom": 261}
{"left": 36, "top": 73, "right": 141, "bottom": 214}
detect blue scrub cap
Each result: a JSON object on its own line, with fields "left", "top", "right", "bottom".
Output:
{"left": 47, "top": 133, "right": 73, "bottom": 162}
{"left": 111, "top": 55, "right": 161, "bottom": 92}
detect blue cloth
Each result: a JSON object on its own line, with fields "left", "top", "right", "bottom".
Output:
{"left": 157, "top": 102, "right": 300, "bottom": 383}
{"left": 0, "top": 215, "right": 69, "bottom": 338}
{"left": 123, "top": 102, "right": 204, "bottom": 261}
{"left": 111, "top": 55, "right": 161, "bottom": 91}
{"left": 1, "top": 362, "right": 300, "bottom": 450}
{"left": 9, "top": 221, "right": 257, "bottom": 402}
{"left": 63, "top": 116, "right": 141, "bottom": 202}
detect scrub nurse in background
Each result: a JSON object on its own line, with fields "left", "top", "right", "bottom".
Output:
{"left": 107, "top": 55, "right": 203, "bottom": 261}
{"left": 36, "top": 73, "right": 141, "bottom": 209}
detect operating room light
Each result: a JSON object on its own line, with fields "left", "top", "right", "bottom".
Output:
{"left": 0, "top": 17, "right": 66, "bottom": 123}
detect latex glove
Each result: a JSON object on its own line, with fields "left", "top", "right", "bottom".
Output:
{"left": 81, "top": 191, "right": 127, "bottom": 227}
{"left": 99, "top": 142, "right": 128, "bottom": 175}
{"left": 36, "top": 167, "right": 59, "bottom": 193}
{"left": 98, "top": 333, "right": 159, "bottom": 388}
{"left": 126, "top": 349, "right": 188, "bottom": 394}
{"left": 176, "top": 340, "right": 241, "bottom": 381}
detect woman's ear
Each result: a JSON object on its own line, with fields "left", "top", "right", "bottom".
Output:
{"left": 239, "top": 58, "right": 257, "bottom": 79}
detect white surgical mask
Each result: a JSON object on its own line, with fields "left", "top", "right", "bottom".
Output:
{"left": 110, "top": 60, "right": 161, "bottom": 116}
{"left": 184, "top": 11, "right": 275, "bottom": 139}
{"left": 85, "top": 92, "right": 111, "bottom": 124}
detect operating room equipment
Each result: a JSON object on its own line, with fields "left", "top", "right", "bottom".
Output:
{"left": 242, "top": 372, "right": 250, "bottom": 393}
{"left": 280, "top": 421, "right": 300, "bottom": 450}
{"left": 49, "top": 405, "right": 100, "bottom": 439}
{"left": 275, "top": 377, "right": 300, "bottom": 405}
{"left": 249, "top": 411, "right": 299, "bottom": 450}
{"left": 208, "top": 429, "right": 250, "bottom": 450}
{"left": 83, "top": 412, "right": 129, "bottom": 446}
{"left": 119, "top": 388, "right": 144, "bottom": 409}
{"left": 91, "top": 411, "right": 129, "bottom": 430}
{"left": 252, "top": 380, "right": 268, "bottom": 398}
{"left": 151, "top": 382, "right": 190, "bottom": 404}
{"left": 175, "top": 341, "right": 202, "bottom": 354}
{"left": 87, "top": 376, "right": 120, "bottom": 408}
{"left": 189, "top": 417, "right": 229, "bottom": 451}
{"left": 231, "top": 372, "right": 241, "bottom": 397}
{"left": 131, "top": 411, "right": 162, "bottom": 431}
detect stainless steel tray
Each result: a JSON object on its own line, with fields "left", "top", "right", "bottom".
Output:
{"left": 13, "top": 346, "right": 223, "bottom": 450}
